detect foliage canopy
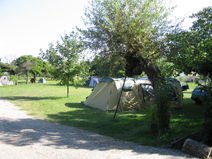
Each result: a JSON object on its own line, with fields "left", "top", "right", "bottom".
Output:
{"left": 165, "top": 7, "right": 212, "bottom": 77}
{"left": 40, "top": 32, "right": 88, "bottom": 97}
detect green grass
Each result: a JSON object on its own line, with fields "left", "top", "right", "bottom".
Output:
{"left": 0, "top": 82, "right": 204, "bottom": 146}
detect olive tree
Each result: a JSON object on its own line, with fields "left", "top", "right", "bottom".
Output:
{"left": 80, "top": 0, "right": 172, "bottom": 132}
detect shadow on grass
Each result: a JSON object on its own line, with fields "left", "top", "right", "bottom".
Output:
{"left": 0, "top": 96, "right": 65, "bottom": 101}
{"left": 170, "top": 98, "right": 205, "bottom": 138}
{"left": 48, "top": 103, "right": 172, "bottom": 147}
{"left": 4, "top": 98, "right": 201, "bottom": 147}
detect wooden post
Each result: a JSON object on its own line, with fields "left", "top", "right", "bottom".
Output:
{"left": 113, "top": 76, "right": 127, "bottom": 120}
{"left": 67, "top": 79, "right": 69, "bottom": 97}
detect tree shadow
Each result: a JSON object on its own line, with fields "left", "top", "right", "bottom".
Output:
{"left": 0, "top": 96, "right": 65, "bottom": 101}
{"left": 183, "top": 92, "right": 192, "bottom": 94}
{"left": 0, "top": 117, "right": 190, "bottom": 158}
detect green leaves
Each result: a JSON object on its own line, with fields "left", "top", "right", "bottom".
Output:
{"left": 40, "top": 31, "right": 88, "bottom": 96}
{"left": 82, "top": 0, "right": 170, "bottom": 59}
{"left": 15, "top": 55, "right": 46, "bottom": 78}
{"left": 166, "top": 7, "right": 212, "bottom": 77}
{"left": 89, "top": 54, "right": 125, "bottom": 77}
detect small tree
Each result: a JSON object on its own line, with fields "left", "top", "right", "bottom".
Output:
{"left": 14, "top": 57, "right": 32, "bottom": 84}
{"left": 40, "top": 32, "right": 86, "bottom": 97}
{"left": 20, "top": 60, "right": 33, "bottom": 84}
{"left": 15, "top": 55, "right": 46, "bottom": 83}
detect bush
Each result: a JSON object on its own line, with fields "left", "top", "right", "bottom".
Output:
{"left": 203, "top": 81, "right": 212, "bottom": 145}
{"left": 146, "top": 105, "right": 158, "bottom": 134}
{"left": 149, "top": 80, "right": 172, "bottom": 134}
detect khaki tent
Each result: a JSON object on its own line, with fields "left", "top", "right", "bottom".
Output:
{"left": 84, "top": 78, "right": 150, "bottom": 111}
{"left": 84, "top": 77, "right": 183, "bottom": 111}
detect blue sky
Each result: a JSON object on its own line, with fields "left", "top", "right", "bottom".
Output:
{"left": 0, "top": 0, "right": 211, "bottom": 62}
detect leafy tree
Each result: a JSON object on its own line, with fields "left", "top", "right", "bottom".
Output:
{"left": 30, "top": 58, "right": 45, "bottom": 81}
{"left": 156, "top": 58, "right": 176, "bottom": 77}
{"left": 15, "top": 55, "right": 47, "bottom": 84}
{"left": 203, "top": 81, "right": 212, "bottom": 145}
{"left": 80, "top": 0, "right": 171, "bottom": 132}
{"left": 41, "top": 61, "right": 55, "bottom": 78}
{"left": 90, "top": 54, "right": 125, "bottom": 77}
{"left": 80, "top": 0, "right": 170, "bottom": 84}
{"left": 0, "top": 62, "right": 16, "bottom": 75}
{"left": 165, "top": 7, "right": 212, "bottom": 77}
{"left": 166, "top": 7, "right": 212, "bottom": 145}
{"left": 15, "top": 56, "right": 33, "bottom": 84}
{"left": 40, "top": 32, "right": 87, "bottom": 97}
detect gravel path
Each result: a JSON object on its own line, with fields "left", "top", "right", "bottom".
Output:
{"left": 0, "top": 100, "right": 196, "bottom": 159}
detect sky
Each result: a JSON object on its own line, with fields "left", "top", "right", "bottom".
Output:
{"left": 0, "top": 0, "right": 211, "bottom": 62}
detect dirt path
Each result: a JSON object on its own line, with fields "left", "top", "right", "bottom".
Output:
{"left": 0, "top": 100, "right": 195, "bottom": 159}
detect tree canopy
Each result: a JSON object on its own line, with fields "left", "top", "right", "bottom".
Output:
{"left": 80, "top": 0, "right": 172, "bottom": 132}
{"left": 0, "top": 61, "right": 16, "bottom": 75}
{"left": 40, "top": 32, "right": 88, "bottom": 97}
{"left": 165, "top": 7, "right": 212, "bottom": 77}
{"left": 80, "top": 0, "right": 170, "bottom": 85}
{"left": 89, "top": 54, "right": 125, "bottom": 77}
{"left": 14, "top": 55, "right": 48, "bottom": 83}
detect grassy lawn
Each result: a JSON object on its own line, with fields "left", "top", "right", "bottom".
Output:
{"left": 0, "top": 82, "right": 205, "bottom": 146}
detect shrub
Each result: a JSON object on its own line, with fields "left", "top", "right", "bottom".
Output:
{"left": 203, "top": 81, "right": 212, "bottom": 145}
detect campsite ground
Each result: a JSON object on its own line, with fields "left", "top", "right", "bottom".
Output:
{"left": 0, "top": 100, "right": 195, "bottom": 159}
{"left": 0, "top": 81, "right": 204, "bottom": 146}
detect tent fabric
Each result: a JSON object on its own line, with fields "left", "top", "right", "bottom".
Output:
{"left": 0, "top": 76, "right": 13, "bottom": 86}
{"left": 84, "top": 78, "right": 145, "bottom": 111}
{"left": 84, "top": 77, "right": 183, "bottom": 111}
{"left": 38, "top": 78, "right": 46, "bottom": 84}
{"left": 88, "top": 76, "right": 99, "bottom": 88}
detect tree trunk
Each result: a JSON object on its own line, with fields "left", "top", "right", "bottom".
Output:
{"left": 141, "top": 61, "right": 170, "bottom": 133}
{"left": 137, "top": 56, "right": 162, "bottom": 89}
{"left": 113, "top": 76, "right": 127, "bottom": 120}
{"left": 125, "top": 53, "right": 170, "bottom": 133}
{"left": 33, "top": 73, "right": 36, "bottom": 83}
{"left": 182, "top": 138, "right": 212, "bottom": 159}
{"left": 125, "top": 54, "right": 162, "bottom": 88}
{"left": 26, "top": 71, "right": 29, "bottom": 84}
{"left": 67, "top": 79, "right": 69, "bottom": 97}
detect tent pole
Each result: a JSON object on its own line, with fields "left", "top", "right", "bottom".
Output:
{"left": 113, "top": 76, "right": 127, "bottom": 120}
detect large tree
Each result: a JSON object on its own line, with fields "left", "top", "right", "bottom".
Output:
{"left": 89, "top": 54, "right": 125, "bottom": 77}
{"left": 80, "top": 0, "right": 171, "bottom": 85}
{"left": 166, "top": 7, "right": 212, "bottom": 145}
{"left": 80, "top": 0, "right": 171, "bottom": 132}
{"left": 165, "top": 7, "right": 212, "bottom": 77}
